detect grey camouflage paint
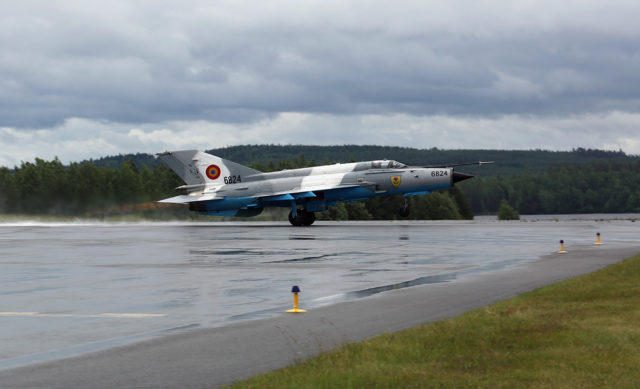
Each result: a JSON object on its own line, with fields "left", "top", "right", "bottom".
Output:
{"left": 157, "top": 150, "right": 462, "bottom": 220}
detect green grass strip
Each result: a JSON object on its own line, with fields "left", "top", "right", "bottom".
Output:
{"left": 227, "top": 254, "right": 640, "bottom": 389}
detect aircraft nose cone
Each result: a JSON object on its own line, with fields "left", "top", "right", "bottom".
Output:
{"left": 452, "top": 171, "right": 474, "bottom": 184}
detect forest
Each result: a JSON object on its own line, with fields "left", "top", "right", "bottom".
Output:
{"left": 1, "top": 145, "right": 638, "bottom": 220}
{"left": 462, "top": 161, "right": 640, "bottom": 214}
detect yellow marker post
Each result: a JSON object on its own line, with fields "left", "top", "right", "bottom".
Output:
{"left": 594, "top": 232, "right": 604, "bottom": 245}
{"left": 558, "top": 239, "right": 567, "bottom": 253}
{"left": 286, "top": 285, "right": 306, "bottom": 313}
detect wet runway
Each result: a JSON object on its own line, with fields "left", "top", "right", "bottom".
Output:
{"left": 1, "top": 219, "right": 638, "bottom": 369}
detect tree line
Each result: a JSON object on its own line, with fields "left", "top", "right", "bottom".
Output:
{"left": 0, "top": 154, "right": 470, "bottom": 220}
{"left": 1, "top": 149, "right": 638, "bottom": 219}
{"left": 460, "top": 160, "right": 640, "bottom": 214}
{"left": 0, "top": 158, "right": 183, "bottom": 217}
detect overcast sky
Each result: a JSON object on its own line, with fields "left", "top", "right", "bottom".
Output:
{"left": 2, "top": 1, "right": 640, "bottom": 167}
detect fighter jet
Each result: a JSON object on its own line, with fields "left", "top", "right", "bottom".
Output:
{"left": 157, "top": 150, "right": 490, "bottom": 226}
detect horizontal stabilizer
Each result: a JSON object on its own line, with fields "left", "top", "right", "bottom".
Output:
{"left": 158, "top": 194, "right": 219, "bottom": 204}
{"left": 176, "top": 183, "right": 206, "bottom": 191}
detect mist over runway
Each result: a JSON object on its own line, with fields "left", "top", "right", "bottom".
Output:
{"left": 0, "top": 219, "right": 638, "bottom": 370}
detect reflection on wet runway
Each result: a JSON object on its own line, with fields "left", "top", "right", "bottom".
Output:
{"left": 0, "top": 219, "right": 638, "bottom": 368}
{"left": 0, "top": 312, "right": 165, "bottom": 318}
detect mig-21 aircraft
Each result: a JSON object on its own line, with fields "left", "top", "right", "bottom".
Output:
{"left": 157, "top": 150, "right": 491, "bottom": 226}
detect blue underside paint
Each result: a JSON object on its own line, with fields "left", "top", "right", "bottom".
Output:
{"left": 200, "top": 197, "right": 256, "bottom": 211}
{"left": 323, "top": 186, "right": 375, "bottom": 202}
{"left": 403, "top": 191, "right": 430, "bottom": 197}
{"left": 304, "top": 199, "right": 327, "bottom": 212}
{"left": 293, "top": 191, "right": 316, "bottom": 199}
{"left": 200, "top": 209, "right": 242, "bottom": 216}
{"left": 387, "top": 184, "right": 450, "bottom": 196}
{"left": 197, "top": 183, "right": 451, "bottom": 216}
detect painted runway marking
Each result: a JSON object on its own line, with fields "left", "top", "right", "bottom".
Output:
{"left": 0, "top": 312, "right": 166, "bottom": 318}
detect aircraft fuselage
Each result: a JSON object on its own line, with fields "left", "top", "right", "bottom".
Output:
{"left": 157, "top": 150, "right": 476, "bottom": 225}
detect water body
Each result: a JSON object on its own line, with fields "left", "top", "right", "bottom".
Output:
{"left": 0, "top": 218, "right": 638, "bottom": 368}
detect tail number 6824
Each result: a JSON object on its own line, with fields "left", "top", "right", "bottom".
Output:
{"left": 224, "top": 175, "right": 242, "bottom": 184}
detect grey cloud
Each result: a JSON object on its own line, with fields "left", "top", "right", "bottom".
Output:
{"left": 1, "top": 1, "right": 640, "bottom": 129}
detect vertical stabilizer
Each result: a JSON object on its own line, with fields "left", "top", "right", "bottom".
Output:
{"left": 157, "top": 150, "right": 261, "bottom": 186}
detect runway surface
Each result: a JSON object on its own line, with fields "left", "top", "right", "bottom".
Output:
{"left": 0, "top": 219, "right": 638, "bottom": 387}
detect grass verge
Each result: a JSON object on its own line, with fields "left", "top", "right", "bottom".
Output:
{"left": 227, "top": 254, "right": 640, "bottom": 388}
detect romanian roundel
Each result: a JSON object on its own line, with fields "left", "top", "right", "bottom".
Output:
{"left": 205, "top": 164, "right": 221, "bottom": 180}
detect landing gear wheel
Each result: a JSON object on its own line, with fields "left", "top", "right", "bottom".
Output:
{"left": 288, "top": 210, "right": 316, "bottom": 226}
{"left": 288, "top": 210, "right": 302, "bottom": 226}
{"left": 303, "top": 211, "right": 316, "bottom": 226}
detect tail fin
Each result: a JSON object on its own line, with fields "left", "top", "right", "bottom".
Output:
{"left": 157, "top": 150, "right": 261, "bottom": 186}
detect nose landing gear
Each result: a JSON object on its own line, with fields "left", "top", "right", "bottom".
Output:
{"left": 398, "top": 197, "right": 410, "bottom": 218}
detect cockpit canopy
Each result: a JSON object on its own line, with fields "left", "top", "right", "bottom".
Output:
{"left": 370, "top": 160, "right": 406, "bottom": 169}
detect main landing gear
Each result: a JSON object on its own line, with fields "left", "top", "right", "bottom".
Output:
{"left": 288, "top": 210, "right": 316, "bottom": 226}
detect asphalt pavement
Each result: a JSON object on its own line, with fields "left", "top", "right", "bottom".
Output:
{"left": 0, "top": 244, "right": 638, "bottom": 388}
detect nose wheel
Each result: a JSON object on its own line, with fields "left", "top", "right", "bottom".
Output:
{"left": 398, "top": 197, "right": 410, "bottom": 218}
{"left": 288, "top": 210, "right": 316, "bottom": 226}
